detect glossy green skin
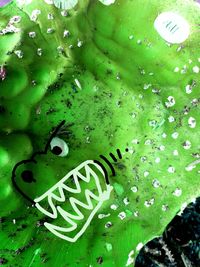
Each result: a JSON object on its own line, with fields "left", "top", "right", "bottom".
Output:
{"left": 0, "top": 0, "right": 200, "bottom": 266}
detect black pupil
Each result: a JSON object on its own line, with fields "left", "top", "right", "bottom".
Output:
{"left": 52, "top": 146, "right": 62, "bottom": 155}
{"left": 21, "top": 170, "right": 36, "bottom": 183}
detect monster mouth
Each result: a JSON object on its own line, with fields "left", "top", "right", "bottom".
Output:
{"left": 34, "top": 160, "right": 113, "bottom": 242}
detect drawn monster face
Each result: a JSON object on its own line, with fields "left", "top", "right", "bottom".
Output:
{"left": 12, "top": 120, "right": 117, "bottom": 242}
{"left": 0, "top": 0, "right": 200, "bottom": 266}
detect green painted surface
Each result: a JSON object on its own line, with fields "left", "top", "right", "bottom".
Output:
{"left": 0, "top": 0, "right": 200, "bottom": 266}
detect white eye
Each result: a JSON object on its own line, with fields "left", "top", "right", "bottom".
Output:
{"left": 50, "top": 137, "right": 69, "bottom": 157}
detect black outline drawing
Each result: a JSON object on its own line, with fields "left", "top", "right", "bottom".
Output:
{"left": 12, "top": 120, "right": 127, "bottom": 204}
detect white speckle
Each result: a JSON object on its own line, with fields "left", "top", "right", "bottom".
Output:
{"left": 176, "top": 46, "right": 182, "bottom": 52}
{"left": 173, "top": 150, "right": 179, "bottom": 156}
{"left": 126, "top": 250, "right": 135, "bottom": 266}
{"left": 149, "top": 120, "right": 157, "bottom": 127}
{"left": 165, "top": 96, "right": 175, "bottom": 108}
{"left": 134, "top": 211, "right": 139, "bottom": 217}
{"left": 17, "top": 0, "right": 32, "bottom": 5}
{"left": 10, "top": 16, "right": 21, "bottom": 24}
{"left": 61, "top": 10, "right": 68, "bottom": 16}
{"left": 144, "top": 198, "right": 155, "bottom": 207}
{"left": 74, "top": 78, "right": 82, "bottom": 90}
{"left": 182, "top": 140, "right": 191, "bottom": 150}
{"left": 30, "top": 10, "right": 41, "bottom": 22}
{"left": 162, "top": 133, "right": 167, "bottom": 138}
{"left": 188, "top": 117, "right": 196, "bottom": 128}
{"left": 129, "top": 35, "right": 134, "bottom": 40}
{"left": 188, "top": 59, "right": 192, "bottom": 64}
{"left": 144, "top": 171, "right": 149, "bottom": 177}
{"left": 145, "top": 139, "right": 153, "bottom": 145}
{"left": 155, "top": 157, "right": 160, "bottom": 163}
{"left": 152, "top": 179, "right": 160, "bottom": 188}
{"left": 173, "top": 188, "right": 182, "bottom": 197}
{"left": 118, "top": 211, "right": 126, "bottom": 220}
{"left": 185, "top": 159, "right": 200, "bottom": 171}
{"left": 171, "top": 132, "right": 179, "bottom": 139}
{"left": 98, "top": 213, "right": 111, "bottom": 219}
{"left": 28, "top": 31, "right": 36, "bottom": 38}
{"left": 126, "top": 147, "right": 135, "bottom": 154}
{"left": 168, "top": 166, "right": 176, "bottom": 173}
{"left": 37, "top": 48, "right": 42, "bottom": 56}
{"left": 181, "top": 65, "right": 187, "bottom": 74}
{"left": 185, "top": 84, "right": 192, "bottom": 94}
{"left": 137, "top": 39, "right": 142, "bottom": 44}
{"left": 149, "top": 72, "right": 154, "bottom": 76}
{"left": 47, "top": 13, "right": 54, "bottom": 20}
{"left": 110, "top": 204, "right": 118, "bottom": 210}
{"left": 140, "top": 156, "right": 147, "bottom": 162}
{"left": 185, "top": 164, "right": 196, "bottom": 171}
{"left": 123, "top": 197, "right": 130, "bottom": 206}
{"left": 192, "top": 66, "right": 199, "bottom": 73}
{"left": 105, "top": 221, "right": 113, "bottom": 228}
{"left": 140, "top": 69, "right": 145, "bottom": 75}
{"left": 174, "top": 67, "right": 179, "bottom": 72}
{"left": 131, "top": 139, "right": 139, "bottom": 144}
{"left": 116, "top": 73, "right": 121, "bottom": 80}
{"left": 136, "top": 242, "right": 144, "bottom": 251}
{"left": 159, "top": 145, "right": 165, "bottom": 151}
{"left": 14, "top": 50, "right": 23, "bottom": 58}
{"left": 13, "top": 219, "right": 16, "bottom": 224}
{"left": 47, "top": 28, "right": 54, "bottom": 34}
{"left": 162, "top": 204, "right": 169, "bottom": 211}
{"left": 57, "top": 46, "right": 64, "bottom": 53}
{"left": 43, "top": 0, "right": 53, "bottom": 4}
{"left": 98, "top": 0, "right": 116, "bottom": 5}
{"left": 131, "top": 186, "right": 138, "bottom": 193}
{"left": 168, "top": 116, "right": 175, "bottom": 123}
{"left": 63, "top": 30, "right": 70, "bottom": 38}
{"left": 77, "top": 40, "right": 83, "bottom": 47}
{"left": 143, "top": 83, "right": 152, "bottom": 90}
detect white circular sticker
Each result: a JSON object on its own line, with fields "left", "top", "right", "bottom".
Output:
{"left": 154, "top": 12, "right": 190, "bottom": 44}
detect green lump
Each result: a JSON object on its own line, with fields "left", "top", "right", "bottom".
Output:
{"left": 0, "top": 0, "right": 200, "bottom": 266}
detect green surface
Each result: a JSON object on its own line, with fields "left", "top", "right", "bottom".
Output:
{"left": 0, "top": 0, "right": 200, "bottom": 266}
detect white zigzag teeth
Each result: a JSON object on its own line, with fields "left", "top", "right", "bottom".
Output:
{"left": 61, "top": 174, "right": 81, "bottom": 194}
{"left": 35, "top": 195, "right": 58, "bottom": 219}
{"left": 34, "top": 160, "right": 114, "bottom": 242}
{"left": 50, "top": 185, "right": 66, "bottom": 202}
{"left": 44, "top": 221, "right": 77, "bottom": 234}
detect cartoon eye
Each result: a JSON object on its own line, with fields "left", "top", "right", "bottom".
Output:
{"left": 21, "top": 170, "right": 36, "bottom": 183}
{"left": 50, "top": 137, "right": 69, "bottom": 157}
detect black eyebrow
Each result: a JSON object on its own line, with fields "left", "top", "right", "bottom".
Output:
{"left": 30, "top": 120, "right": 66, "bottom": 159}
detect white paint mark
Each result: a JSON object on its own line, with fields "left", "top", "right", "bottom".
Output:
{"left": 154, "top": 12, "right": 190, "bottom": 44}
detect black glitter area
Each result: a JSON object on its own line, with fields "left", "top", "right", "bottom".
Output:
{"left": 0, "top": 258, "right": 8, "bottom": 265}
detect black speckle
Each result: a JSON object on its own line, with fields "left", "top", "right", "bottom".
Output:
{"left": 65, "top": 99, "right": 72, "bottom": 108}
{"left": 0, "top": 106, "right": 5, "bottom": 114}
{"left": 97, "top": 256, "right": 103, "bottom": 264}
{"left": 0, "top": 258, "right": 8, "bottom": 265}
